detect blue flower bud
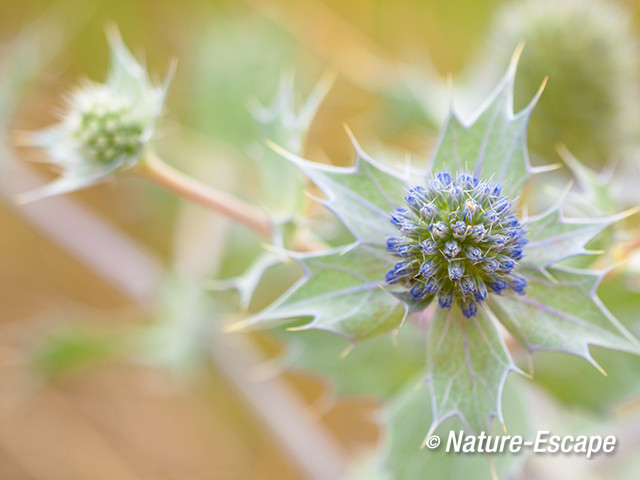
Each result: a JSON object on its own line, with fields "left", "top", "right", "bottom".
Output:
{"left": 419, "top": 260, "right": 438, "bottom": 278}
{"left": 436, "top": 172, "right": 452, "bottom": 186}
{"left": 497, "top": 256, "right": 515, "bottom": 273}
{"left": 419, "top": 203, "right": 438, "bottom": 220}
{"left": 431, "top": 221, "right": 449, "bottom": 238}
{"left": 490, "top": 235, "right": 507, "bottom": 249}
{"left": 404, "top": 187, "right": 426, "bottom": 211}
{"left": 509, "top": 248, "right": 524, "bottom": 261}
{"left": 493, "top": 197, "right": 511, "bottom": 213}
{"left": 482, "top": 257, "right": 500, "bottom": 273}
{"left": 504, "top": 215, "right": 520, "bottom": 227}
{"left": 448, "top": 185, "right": 464, "bottom": 202}
{"left": 484, "top": 209, "right": 500, "bottom": 225}
{"left": 463, "top": 199, "right": 479, "bottom": 220}
{"left": 385, "top": 237, "right": 403, "bottom": 253}
{"left": 457, "top": 173, "right": 478, "bottom": 189}
{"left": 461, "top": 300, "right": 478, "bottom": 318}
{"left": 420, "top": 239, "right": 438, "bottom": 255}
{"left": 448, "top": 262, "right": 464, "bottom": 281}
{"left": 425, "top": 277, "right": 441, "bottom": 293}
{"left": 410, "top": 283, "right": 428, "bottom": 301}
{"left": 508, "top": 275, "right": 527, "bottom": 294}
{"left": 488, "top": 279, "right": 508, "bottom": 293}
{"left": 451, "top": 220, "right": 468, "bottom": 238}
{"left": 474, "top": 279, "right": 488, "bottom": 302}
{"left": 465, "top": 246, "right": 483, "bottom": 263}
{"left": 439, "top": 290, "right": 454, "bottom": 308}
{"left": 460, "top": 276, "right": 476, "bottom": 294}
{"left": 396, "top": 245, "right": 416, "bottom": 257}
{"left": 443, "top": 240, "right": 461, "bottom": 258}
{"left": 399, "top": 221, "right": 419, "bottom": 236}
{"left": 389, "top": 208, "right": 409, "bottom": 228}
{"left": 385, "top": 261, "right": 414, "bottom": 284}
{"left": 469, "top": 224, "right": 487, "bottom": 241}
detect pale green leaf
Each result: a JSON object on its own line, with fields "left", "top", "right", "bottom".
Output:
{"left": 426, "top": 307, "right": 520, "bottom": 434}
{"left": 492, "top": 266, "right": 640, "bottom": 367}
{"left": 270, "top": 138, "right": 408, "bottom": 245}
{"left": 208, "top": 251, "right": 283, "bottom": 310}
{"left": 361, "top": 375, "right": 530, "bottom": 480}
{"left": 234, "top": 244, "right": 407, "bottom": 341}
{"left": 522, "top": 202, "right": 632, "bottom": 268}
{"left": 530, "top": 347, "right": 640, "bottom": 412}
{"left": 559, "top": 146, "right": 617, "bottom": 215}
{"left": 430, "top": 48, "right": 543, "bottom": 198}
{"left": 252, "top": 73, "right": 334, "bottom": 220}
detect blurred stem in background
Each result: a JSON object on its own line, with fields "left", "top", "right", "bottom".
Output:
{"left": 137, "top": 150, "right": 273, "bottom": 238}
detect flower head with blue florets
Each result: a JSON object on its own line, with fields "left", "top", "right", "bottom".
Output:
{"left": 386, "top": 171, "right": 528, "bottom": 318}
{"left": 237, "top": 50, "right": 640, "bottom": 437}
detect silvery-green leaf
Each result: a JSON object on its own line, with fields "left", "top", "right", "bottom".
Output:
{"left": 105, "top": 26, "right": 173, "bottom": 122}
{"left": 232, "top": 243, "right": 406, "bottom": 341}
{"left": 270, "top": 136, "right": 408, "bottom": 245}
{"left": 359, "top": 375, "right": 530, "bottom": 480}
{"left": 430, "top": 47, "right": 546, "bottom": 199}
{"left": 426, "top": 306, "right": 521, "bottom": 434}
{"left": 251, "top": 72, "right": 334, "bottom": 222}
{"left": 559, "top": 146, "right": 617, "bottom": 216}
{"left": 207, "top": 250, "right": 283, "bottom": 310}
{"left": 15, "top": 158, "right": 124, "bottom": 204}
{"left": 493, "top": 266, "right": 640, "bottom": 369}
{"left": 522, "top": 201, "right": 636, "bottom": 268}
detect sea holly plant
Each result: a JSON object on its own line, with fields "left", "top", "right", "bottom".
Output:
{"left": 235, "top": 51, "right": 640, "bottom": 436}
{"left": 17, "top": 29, "right": 272, "bottom": 239}
{"left": 17, "top": 27, "right": 174, "bottom": 203}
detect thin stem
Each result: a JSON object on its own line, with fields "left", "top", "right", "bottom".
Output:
{"left": 138, "top": 151, "right": 272, "bottom": 238}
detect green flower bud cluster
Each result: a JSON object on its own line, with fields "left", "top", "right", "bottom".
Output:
{"left": 70, "top": 87, "right": 144, "bottom": 165}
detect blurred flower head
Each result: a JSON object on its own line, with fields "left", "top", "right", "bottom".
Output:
{"left": 18, "top": 27, "right": 173, "bottom": 203}
{"left": 485, "top": 0, "right": 639, "bottom": 166}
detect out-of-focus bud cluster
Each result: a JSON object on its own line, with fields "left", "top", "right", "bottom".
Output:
{"left": 69, "top": 86, "right": 145, "bottom": 166}
{"left": 485, "top": 0, "right": 639, "bottom": 167}
{"left": 18, "top": 28, "right": 172, "bottom": 203}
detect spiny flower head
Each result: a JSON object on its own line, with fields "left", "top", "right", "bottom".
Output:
{"left": 68, "top": 86, "right": 145, "bottom": 165}
{"left": 238, "top": 50, "right": 640, "bottom": 439}
{"left": 17, "top": 27, "right": 173, "bottom": 203}
{"left": 385, "top": 171, "right": 527, "bottom": 318}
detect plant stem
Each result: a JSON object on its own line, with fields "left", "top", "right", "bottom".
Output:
{"left": 138, "top": 151, "right": 272, "bottom": 238}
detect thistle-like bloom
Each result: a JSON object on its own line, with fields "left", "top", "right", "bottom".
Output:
{"left": 385, "top": 172, "right": 527, "bottom": 318}
{"left": 236, "top": 52, "right": 640, "bottom": 436}
{"left": 17, "top": 28, "right": 173, "bottom": 203}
